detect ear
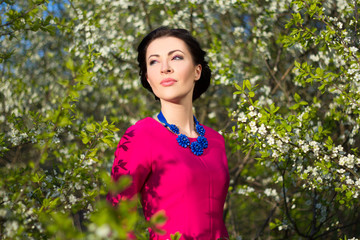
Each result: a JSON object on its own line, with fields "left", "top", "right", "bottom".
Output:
{"left": 194, "top": 64, "right": 202, "bottom": 81}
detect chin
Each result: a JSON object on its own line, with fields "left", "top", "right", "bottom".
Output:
{"left": 160, "top": 96, "right": 183, "bottom": 103}
{"left": 154, "top": 89, "right": 194, "bottom": 103}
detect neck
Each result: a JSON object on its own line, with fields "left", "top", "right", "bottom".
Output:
{"left": 159, "top": 99, "right": 197, "bottom": 137}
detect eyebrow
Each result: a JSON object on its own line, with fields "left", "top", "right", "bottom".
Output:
{"left": 147, "top": 49, "right": 184, "bottom": 60}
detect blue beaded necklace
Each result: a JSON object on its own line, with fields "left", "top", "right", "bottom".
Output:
{"left": 157, "top": 111, "right": 208, "bottom": 156}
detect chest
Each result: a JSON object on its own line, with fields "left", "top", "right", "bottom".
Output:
{"left": 148, "top": 135, "right": 229, "bottom": 193}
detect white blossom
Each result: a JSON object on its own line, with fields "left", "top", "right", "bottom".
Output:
{"left": 69, "top": 194, "right": 77, "bottom": 204}
{"left": 250, "top": 121, "right": 258, "bottom": 133}
{"left": 238, "top": 112, "right": 247, "bottom": 123}
{"left": 267, "top": 136, "right": 275, "bottom": 145}
{"left": 349, "top": 46, "right": 358, "bottom": 52}
{"left": 258, "top": 124, "right": 267, "bottom": 135}
{"left": 95, "top": 224, "right": 111, "bottom": 238}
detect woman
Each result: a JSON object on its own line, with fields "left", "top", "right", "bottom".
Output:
{"left": 107, "top": 26, "right": 230, "bottom": 240}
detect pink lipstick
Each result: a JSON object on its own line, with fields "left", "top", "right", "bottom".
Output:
{"left": 160, "top": 78, "right": 177, "bottom": 86}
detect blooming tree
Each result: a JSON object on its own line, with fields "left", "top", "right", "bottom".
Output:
{"left": 1, "top": 0, "right": 359, "bottom": 239}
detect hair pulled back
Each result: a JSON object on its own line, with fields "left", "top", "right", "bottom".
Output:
{"left": 137, "top": 26, "right": 211, "bottom": 101}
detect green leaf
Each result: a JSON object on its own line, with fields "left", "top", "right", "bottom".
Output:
{"left": 150, "top": 210, "right": 167, "bottom": 225}
{"left": 49, "top": 198, "right": 60, "bottom": 210}
{"left": 170, "top": 232, "right": 183, "bottom": 240}
{"left": 234, "top": 83, "right": 242, "bottom": 91}
{"left": 69, "top": 90, "right": 79, "bottom": 98}
{"left": 269, "top": 104, "right": 280, "bottom": 114}
{"left": 285, "top": 125, "right": 292, "bottom": 132}
{"left": 81, "top": 131, "right": 90, "bottom": 144}
{"left": 44, "top": 15, "right": 52, "bottom": 25}
{"left": 315, "top": 67, "right": 324, "bottom": 77}
{"left": 31, "top": 173, "right": 44, "bottom": 183}
{"left": 244, "top": 79, "right": 251, "bottom": 90}
{"left": 269, "top": 222, "right": 278, "bottom": 230}
{"left": 102, "top": 116, "right": 108, "bottom": 127}
{"left": 346, "top": 191, "right": 353, "bottom": 199}
{"left": 45, "top": 25, "right": 56, "bottom": 35}
{"left": 86, "top": 123, "right": 96, "bottom": 132}
{"left": 58, "top": 115, "right": 72, "bottom": 127}
{"left": 289, "top": 103, "right": 299, "bottom": 110}
{"left": 101, "top": 138, "right": 114, "bottom": 147}
{"left": 65, "top": 58, "right": 74, "bottom": 71}
{"left": 287, "top": 115, "right": 296, "bottom": 122}
{"left": 302, "top": 112, "right": 309, "bottom": 120}
{"left": 88, "top": 148, "right": 98, "bottom": 158}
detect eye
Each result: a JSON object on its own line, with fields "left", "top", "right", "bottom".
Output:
{"left": 149, "top": 59, "right": 157, "bottom": 66}
{"left": 172, "top": 55, "right": 184, "bottom": 60}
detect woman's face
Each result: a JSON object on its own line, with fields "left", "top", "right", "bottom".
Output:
{"left": 145, "top": 36, "right": 202, "bottom": 103}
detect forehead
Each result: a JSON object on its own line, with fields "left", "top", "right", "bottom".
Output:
{"left": 146, "top": 36, "right": 189, "bottom": 57}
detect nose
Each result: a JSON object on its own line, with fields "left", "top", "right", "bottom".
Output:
{"left": 161, "top": 61, "right": 173, "bottom": 74}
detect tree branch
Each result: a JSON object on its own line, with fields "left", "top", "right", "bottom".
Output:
{"left": 140, "top": 0, "right": 152, "bottom": 30}
{"left": 0, "top": 2, "right": 45, "bottom": 29}
{"left": 309, "top": 189, "right": 319, "bottom": 237}
{"left": 254, "top": 205, "right": 277, "bottom": 239}
{"left": 314, "top": 221, "right": 359, "bottom": 239}
{"left": 265, "top": 58, "right": 289, "bottom": 99}
{"left": 230, "top": 143, "right": 255, "bottom": 191}
{"left": 280, "top": 166, "right": 308, "bottom": 238}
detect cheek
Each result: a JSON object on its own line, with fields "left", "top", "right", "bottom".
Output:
{"left": 147, "top": 65, "right": 159, "bottom": 75}
{"left": 146, "top": 68, "right": 155, "bottom": 82}
{"left": 184, "top": 65, "right": 198, "bottom": 81}
{"left": 146, "top": 69, "right": 158, "bottom": 88}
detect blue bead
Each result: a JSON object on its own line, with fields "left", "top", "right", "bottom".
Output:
{"left": 197, "top": 136, "right": 208, "bottom": 149}
{"left": 196, "top": 125, "right": 205, "bottom": 136}
{"left": 191, "top": 142, "right": 203, "bottom": 156}
{"left": 168, "top": 124, "right": 179, "bottom": 134}
{"left": 158, "top": 111, "right": 207, "bottom": 156}
{"left": 177, "top": 134, "right": 190, "bottom": 148}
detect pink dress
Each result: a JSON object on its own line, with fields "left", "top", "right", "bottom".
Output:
{"left": 107, "top": 117, "right": 229, "bottom": 239}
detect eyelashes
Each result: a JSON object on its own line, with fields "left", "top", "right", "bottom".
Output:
{"left": 148, "top": 55, "right": 184, "bottom": 66}
{"left": 172, "top": 55, "right": 183, "bottom": 60}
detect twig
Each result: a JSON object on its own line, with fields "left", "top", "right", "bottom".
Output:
{"left": 230, "top": 143, "right": 255, "bottom": 190}
{"left": 309, "top": 189, "right": 318, "bottom": 237}
{"left": 189, "top": 1, "right": 193, "bottom": 33}
{"left": 265, "top": 58, "right": 288, "bottom": 99}
{"left": 280, "top": 167, "right": 308, "bottom": 238}
{"left": 0, "top": 2, "right": 44, "bottom": 28}
{"left": 140, "top": 0, "right": 152, "bottom": 30}
{"left": 254, "top": 205, "right": 277, "bottom": 239}
{"left": 314, "top": 221, "right": 359, "bottom": 239}
{"left": 197, "top": 6, "right": 212, "bottom": 45}
{"left": 354, "top": 0, "right": 358, "bottom": 34}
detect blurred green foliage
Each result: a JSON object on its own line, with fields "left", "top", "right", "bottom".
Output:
{"left": 1, "top": 0, "right": 360, "bottom": 239}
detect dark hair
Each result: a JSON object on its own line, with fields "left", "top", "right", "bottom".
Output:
{"left": 137, "top": 26, "right": 211, "bottom": 101}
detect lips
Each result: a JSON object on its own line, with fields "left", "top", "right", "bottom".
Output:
{"left": 160, "top": 78, "right": 177, "bottom": 87}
